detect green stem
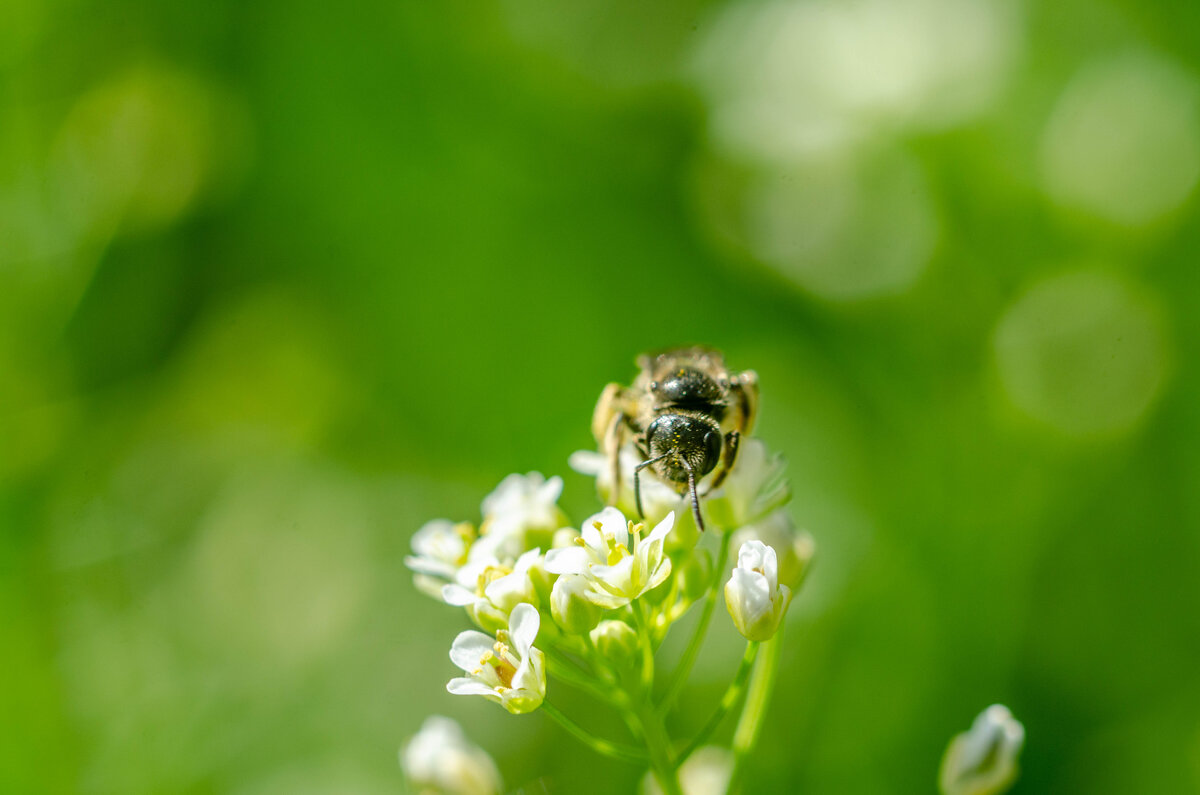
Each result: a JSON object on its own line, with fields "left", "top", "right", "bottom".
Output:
{"left": 728, "top": 628, "right": 783, "bottom": 793}
{"left": 632, "top": 702, "right": 684, "bottom": 795}
{"left": 632, "top": 600, "right": 656, "bottom": 695}
{"left": 661, "top": 530, "right": 732, "bottom": 712}
{"left": 542, "top": 647, "right": 621, "bottom": 707}
{"left": 675, "top": 641, "right": 759, "bottom": 765}
{"left": 541, "top": 701, "right": 649, "bottom": 765}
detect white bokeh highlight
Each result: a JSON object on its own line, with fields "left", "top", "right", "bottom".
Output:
{"left": 1040, "top": 51, "right": 1200, "bottom": 227}
{"left": 693, "top": 0, "right": 1022, "bottom": 161}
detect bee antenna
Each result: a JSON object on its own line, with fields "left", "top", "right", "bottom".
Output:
{"left": 680, "top": 458, "right": 706, "bottom": 533}
{"left": 633, "top": 452, "right": 671, "bottom": 519}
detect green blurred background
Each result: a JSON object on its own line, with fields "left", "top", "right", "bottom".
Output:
{"left": 2, "top": 0, "right": 1199, "bottom": 792}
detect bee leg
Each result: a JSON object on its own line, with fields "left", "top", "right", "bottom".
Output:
{"left": 730, "top": 370, "right": 759, "bottom": 435}
{"left": 706, "top": 430, "right": 741, "bottom": 492}
{"left": 593, "top": 382, "right": 626, "bottom": 505}
{"left": 603, "top": 413, "right": 624, "bottom": 506}
{"left": 633, "top": 453, "right": 669, "bottom": 519}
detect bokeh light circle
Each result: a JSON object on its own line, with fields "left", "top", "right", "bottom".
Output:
{"left": 1040, "top": 51, "right": 1200, "bottom": 227}
{"left": 993, "top": 270, "right": 1168, "bottom": 435}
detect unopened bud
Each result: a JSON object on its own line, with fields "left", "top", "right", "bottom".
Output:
{"left": 590, "top": 620, "right": 638, "bottom": 670}
{"left": 939, "top": 704, "right": 1025, "bottom": 795}
{"left": 676, "top": 548, "right": 714, "bottom": 604}
{"left": 724, "top": 540, "right": 790, "bottom": 642}
{"left": 550, "top": 574, "right": 603, "bottom": 634}
{"left": 732, "top": 510, "right": 814, "bottom": 592}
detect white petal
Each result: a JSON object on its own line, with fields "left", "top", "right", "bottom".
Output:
{"left": 729, "top": 568, "right": 772, "bottom": 618}
{"left": 587, "top": 506, "right": 628, "bottom": 544}
{"left": 456, "top": 560, "right": 491, "bottom": 588}
{"left": 544, "top": 547, "right": 590, "bottom": 575}
{"left": 737, "top": 539, "right": 770, "bottom": 571}
{"left": 585, "top": 589, "right": 631, "bottom": 610}
{"left": 450, "top": 630, "right": 495, "bottom": 672}
{"left": 568, "top": 450, "right": 605, "bottom": 475}
{"left": 761, "top": 544, "right": 779, "bottom": 589}
{"left": 645, "top": 511, "right": 676, "bottom": 544}
{"left": 507, "top": 603, "right": 540, "bottom": 655}
{"left": 512, "top": 547, "right": 543, "bottom": 573}
{"left": 447, "top": 677, "right": 499, "bottom": 698}
{"left": 484, "top": 567, "right": 535, "bottom": 612}
{"left": 405, "top": 555, "right": 458, "bottom": 578}
{"left": 511, "top": 646, "right": 546, "bottom": 697}
{"left": 645, "top": 557, "right": 673, "bottom": 593}
{"left": 592, "top": 556, "right": 635, "bottom": 596}
{"left": 442, "top": 583, "right": 479, "bottom": 607}
{"left": 411, "top": 519, "right": 455, "bottom": 553}
{"left": 603, "top": 509, "right": 629, "bottom": 548}
{"left": 539, "top": 476, "right": 564, "bottom": 504}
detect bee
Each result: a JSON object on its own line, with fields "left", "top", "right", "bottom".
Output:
{"left": 591, "top": 346, "right": 758, "bottom": 533}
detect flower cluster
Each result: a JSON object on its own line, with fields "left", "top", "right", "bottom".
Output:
{"left": 400, "top": 373, "right": 1027, "bottom": 795}
{"left": 403, "top": 434, "right": 814, "bottom": 791}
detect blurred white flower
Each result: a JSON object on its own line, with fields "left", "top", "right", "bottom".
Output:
{"left": 704, "top": 439, "right": 790, "bottom": 530}
{"left": 939, "top": 704, "right": 1025, "bottom": 795}
{"left": 480, "top": 472, "right": 566, "bottom": 542}
{"left": 405, "top": 519, "right": 475, "bottom": 599}
{"left": 725, "top": 539, "right": 790, "bottom": 641}
{"left": 569, "top": 445, "right": 682, "bottom": 529}
{"left": 731, "top": 509, "right": 814, "bottom": 591}
{"left": 641, "top": 745, "right": 733, "bottom": 795}
{"left": 544, "top": 507, "right": 674, "bottom": 609}
{"left": 401, "top": 715, "right": 503, "bottom": 795}
{"left": 447, "top": 603, "right": 547, "bottom": 715}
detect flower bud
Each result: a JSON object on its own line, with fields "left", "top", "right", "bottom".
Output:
{"left": 550, "top": 574, "right": 604, "bottom": 634}
{"left": 401, "top": 715, "right": 502, "bottom": 795}
{"left": 732, "top": 510, "right": 814, "bottom": 592}
{"left": 939, "top": 704, "right": 1025, "bottom": 795}
{"left": 724, "top": 540, "right": 790, "bottom": 642}
{"left": 590, "top": 619, "right": 638, "bottom": 671}
{"left": 675, "top": 548, "right": 714, "bottom": 605}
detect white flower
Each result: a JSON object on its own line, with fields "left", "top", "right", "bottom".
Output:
{"left": 544, "top": 507, "right": 675, "bottom": 609}
{"left": 401, "top": 715, "right": 502, "bottom": 795}
{"left": 480, "top": 472, "right": 566, "bottom": 542}
{"left": 443, "top": 548, "right": 543, "bottom": 633}
{"left": 731, "top": 509, "right": 814, "bottom": 591}
{"left": 939, "top": 704, "right": 1025, "bottom": 795}
{"left": 725, "top": 539, "right": 790, "bottom": 641}
{"left": 405, "top": 519, "right": 475, "bottom": 599}
{"left": 570, "top": 446, "right": 681, "bottom": 529}
{"left": 641, "top": 746, "right": 732, "bottom": 795}
{"left": 447, "top": 602, "right": 547, "bottom": 715}
{"left": 704, "top": 438, "right": 791, "bottom": 530}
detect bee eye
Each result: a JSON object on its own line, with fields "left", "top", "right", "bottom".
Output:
{"left": 649, "top": 381, "right": 659, "bottom": 391}
{"left": 702, "top": 431, "right": 723, "bottom": 474}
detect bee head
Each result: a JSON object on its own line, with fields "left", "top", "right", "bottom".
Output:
{"left": 644, "top": 413, "right": 723, "bottom": 485}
